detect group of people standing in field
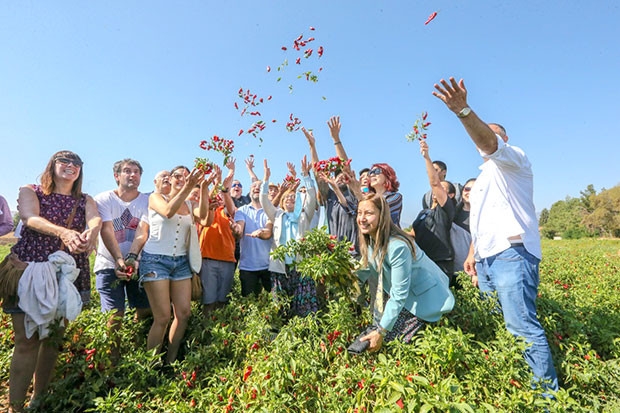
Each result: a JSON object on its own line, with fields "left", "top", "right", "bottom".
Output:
{"left": 1, "top": 77, "right": 558, "bottom": 412}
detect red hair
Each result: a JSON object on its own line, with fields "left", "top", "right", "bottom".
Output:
{"left": 371, "top": 163, "right": 400, "bottom": 192}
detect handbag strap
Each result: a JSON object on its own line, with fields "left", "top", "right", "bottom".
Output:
{"left": 65, "top": 199, "right": 80, "bottom": 229}
{"left": 60, "top": 198, "right": 81, "bottom": 251}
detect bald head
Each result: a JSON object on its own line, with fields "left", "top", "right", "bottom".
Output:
{"left": 154, "top": 170, "right": 171, "bottom": 195}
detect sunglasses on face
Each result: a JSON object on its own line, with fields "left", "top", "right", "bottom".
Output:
{"left": 463, "top": 187, "right": 472, "bottom": 192}
{"left": 231, "top": 183, "right": 242, "bottom": 188}
{"left": 55, "top": 157, "right": 83, "bottom": 167}
{"left": 367, "top": 167, "right": 383, "bottom": 177}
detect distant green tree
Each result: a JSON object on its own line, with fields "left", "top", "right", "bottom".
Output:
{"left": 541, "top": 196, "right": 592, "bottom": 239}
{"left": 538, "top": 208, "right": 549, "bottom": 227}
{"left": 582, "top": 185, "right": 620, "bottom": 238}
{"left": 579, "top": 184, "right": 597, "bottom": 213}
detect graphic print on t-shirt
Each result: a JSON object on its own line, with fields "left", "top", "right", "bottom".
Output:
{"left": 113, "top": 208, "right": 141, "bottom": 244}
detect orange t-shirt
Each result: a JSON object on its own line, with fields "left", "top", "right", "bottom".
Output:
{"left": 199, "top": 206, "right": 236, "bottom": 262}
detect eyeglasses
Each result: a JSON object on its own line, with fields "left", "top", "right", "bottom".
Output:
{"left": 463, "top": 187, "right": 472, "bottom": 192}
{"left": 231, "top": 183, "right": 242, "bottom": 188}
{"left": 367, "top": 167, "right": 383, "bottom": 177}
{"left": 55, "top": 157, "right": 83, "bottom": 167}
{"left": 171, "top": 173, "right": 186, "bottom": 180}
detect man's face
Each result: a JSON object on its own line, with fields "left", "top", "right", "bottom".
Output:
{"left": 116, "top": 163, "right": 142, "bottom": 190}
{"left": 154, "top": 171, "right": 171, "bottom": 195}
{"left": 250, "top": 181, "right": 262, "bottom": 202}
{"left": 231, "top": 181, "right": 243, "bottom": 199}
{"left": 433, "top": 163, "right": 447, "bottom": 181}
{"left": 268, "top": 185, "right": 279, "bottom": 201}
{"left": 360, "top": 172, "right": 369, "bottom": 187}
{"left": 334, "top": 172, "right": 349, "bottom": 189}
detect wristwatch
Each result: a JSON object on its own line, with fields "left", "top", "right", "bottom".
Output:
{"left": 457, "top": 107, "right": 472, "bottom": 118}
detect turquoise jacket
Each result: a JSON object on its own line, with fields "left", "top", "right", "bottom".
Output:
{"left": 358, "top": 237, "right": 455, "bottom": 331}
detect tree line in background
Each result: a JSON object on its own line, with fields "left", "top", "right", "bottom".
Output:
{"left": 539, "top": 184, "right": 620, "bottom": 239}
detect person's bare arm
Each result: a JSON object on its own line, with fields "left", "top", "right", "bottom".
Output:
{"left": 221, "top": 172, "right": 237, "bottom": 218}
{"left": 18, "top": 185, "right": 85, "bottom": 253}
{"left": 328, "top": 116, "right": 348, "bottom": 160}
{"left": 432, "top": 77, "right": 498, "bottom": 154}
{"left": 302, "top": 126, "right": 329, "bottom": 203}
{"left": 245, "top": 156, "right": 259, "bottom": 183}
{"left": 420, "top": 140, "right": 447, "bottom": 207}
{"left": 149, "top": 169, "right": 204, "bottom": 218}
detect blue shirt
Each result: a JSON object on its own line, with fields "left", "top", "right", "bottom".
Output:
{"left": 358, "top": 237, "right": 454, "bottom": 330}
{"left": 234, "top": 204, "right": 271, "bottom": 271}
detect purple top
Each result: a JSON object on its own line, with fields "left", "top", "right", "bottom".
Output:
{"left": 11, "top": 185, "right": 91, "bottom": 296}
{"left": 0, "top": 195, "right": 12, "bottom": 236}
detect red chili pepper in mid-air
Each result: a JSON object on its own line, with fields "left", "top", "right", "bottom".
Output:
{"left": 425, "top": 11, "right": 438, "bottom": 25}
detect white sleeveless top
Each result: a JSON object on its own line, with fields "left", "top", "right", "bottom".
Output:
{"left": 143, "top": 202, "right": 193, "bottom": 257}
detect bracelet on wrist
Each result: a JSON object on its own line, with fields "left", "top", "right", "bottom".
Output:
{"left": 221, "top": 189, "right": 229, "bottom": 193}
{"left": 334, "top": 140, "right": 342, "bottom": 145}
{"left": 126, "top": 253, "right": 139, "bottom": 261}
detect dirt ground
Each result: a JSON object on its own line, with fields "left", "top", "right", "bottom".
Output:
{"left": 0, "top": 232, "right": 16, "bottom": 246}
{"left": 0, "top": 383, "right": 7, "bottom": 411}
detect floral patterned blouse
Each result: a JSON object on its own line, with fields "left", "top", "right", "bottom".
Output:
{"left": 11, "top": 185, "right": 91, "bottom": 300}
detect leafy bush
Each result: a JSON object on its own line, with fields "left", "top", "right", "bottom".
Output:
{"left": 1, "top": 239, "right": 619, "bottom": 412}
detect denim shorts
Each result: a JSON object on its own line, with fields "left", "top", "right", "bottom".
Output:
{"left": 139, "top": 251, "right": 193, "bottom": 283}
{"left": 96, "top": 268, "right": 150, "bottom": 311}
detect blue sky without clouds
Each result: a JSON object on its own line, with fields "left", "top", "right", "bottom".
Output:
{"left": 1, "top": 1, "right": 619, "bottom": 226}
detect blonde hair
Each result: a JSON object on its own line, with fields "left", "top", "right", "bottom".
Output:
{"left": 358, "top": 194, "right": 416, "bottom": 269}
{"left": 279, "top": 188, "right": 296, "bottom": 210}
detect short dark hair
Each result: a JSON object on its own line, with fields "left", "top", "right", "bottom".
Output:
{"left": 444, "top": 180, "right": 456, "bottom": 195}
{"left": 464, "top": 178, "right": 477, "bottom": 187}
{"left": 432, "top": 160, "right": 447, "bottom": 173}
{"left": 113, "top": 159, "right": 143, "bottom": 175}
{"left": 488, "top": 123, "right": 507, "bottom": 135}
{"left": 359, "top": 167, "right": 370, "bottom": 175}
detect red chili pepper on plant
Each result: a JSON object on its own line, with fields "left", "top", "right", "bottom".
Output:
{"left": 243, "top": 366, "right": 252, "bottom": 381}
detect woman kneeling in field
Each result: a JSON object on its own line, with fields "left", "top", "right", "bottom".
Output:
{"left": 356, "top": 194, "right": 454, "bottom": 352}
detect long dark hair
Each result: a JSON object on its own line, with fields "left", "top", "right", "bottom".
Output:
{"left": 40, "top": 150, "right": 84, "bottom": 198}
{"left": 358, "top": 194, "right": 415, "bottom": 269}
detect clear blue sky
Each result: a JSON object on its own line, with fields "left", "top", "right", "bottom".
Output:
{"left": 2, "top": 1, "right": 619, "bottom": 226}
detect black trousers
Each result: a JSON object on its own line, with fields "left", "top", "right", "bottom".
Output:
{"left": 239, "top": 269, "right": 272, "bottom": 297}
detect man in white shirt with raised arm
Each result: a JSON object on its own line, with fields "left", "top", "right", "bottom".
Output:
{"left": 433, "top": 77, "right": 558, "bottom": 395}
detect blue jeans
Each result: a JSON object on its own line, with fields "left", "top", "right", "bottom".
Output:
{"left": 96, "top": 269, "right": 150, "bottom": 312}
{"left": 476, "top": 245, "right": 559, "bottom": 393}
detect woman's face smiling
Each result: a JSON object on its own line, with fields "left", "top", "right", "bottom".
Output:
{"left": 357, "top": 200, "right": 379, "bottom": 237}
{"left": 54, "top": 157, "right": 81, "bottom": 183}
{"left": 368, "top": 167, "right": 386, "bottom": 190}
{"left": 170, "top": 168, "right": 188, "bottom": 192}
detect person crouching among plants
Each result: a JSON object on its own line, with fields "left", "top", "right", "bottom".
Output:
{"left": 353, "top": 194, "right": 454, "bottom": 352}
